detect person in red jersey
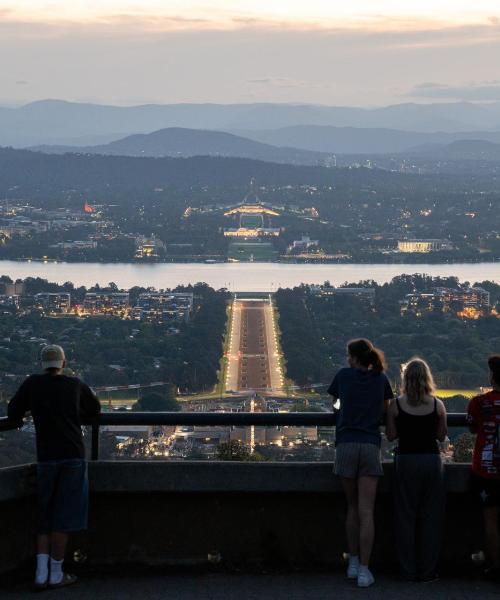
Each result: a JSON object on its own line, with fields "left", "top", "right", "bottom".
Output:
{"left": 467, "top": 355, "right": 500, "bottom": 580}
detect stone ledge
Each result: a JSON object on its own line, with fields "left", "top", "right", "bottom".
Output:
{"left": 0, "top": 461, "right": 472, "bottom": 501}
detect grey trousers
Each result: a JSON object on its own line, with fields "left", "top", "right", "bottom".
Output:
{"left": 393, "top": 454, "right": 445, "bottom": 580}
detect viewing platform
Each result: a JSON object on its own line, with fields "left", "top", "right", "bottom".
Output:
{"left": 0, "top": 412, "right": 496, "bottom": 597}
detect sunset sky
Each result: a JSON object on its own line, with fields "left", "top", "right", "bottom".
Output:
{"left": 1, "top": 1, "right": 500, "bottom": 105}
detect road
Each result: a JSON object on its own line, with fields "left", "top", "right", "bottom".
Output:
{"left": 225, "top": 296, "right": 284, "bottom": 395}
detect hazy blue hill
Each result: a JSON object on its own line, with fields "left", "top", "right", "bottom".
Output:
{"left": 2, "top": 99, "right": 500, "bottom": 147}
{"left": 233, "top": 126, "right": 500, "bottom": 155}
{"left": 30, "top": 127, "right": 328, "bottom": 165}
{"left": 409, "top": 139, "right": 500, "bottom": 161}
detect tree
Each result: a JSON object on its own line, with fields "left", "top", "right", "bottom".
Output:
{"left": 453, "top": 432, "right": 475, "bottom": 463}
{"left": 133, "top": 387, "right": 180, "bottom": 412}
{"left": 216, "top": 440, "right": 264, "bottom": 461}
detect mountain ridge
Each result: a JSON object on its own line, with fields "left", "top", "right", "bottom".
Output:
{"left": 2, "top": 99, "right": 500, "bottom": 147}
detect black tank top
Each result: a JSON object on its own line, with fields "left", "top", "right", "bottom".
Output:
{"left": 395, "top": 397, "right": 440, "bottom": 455}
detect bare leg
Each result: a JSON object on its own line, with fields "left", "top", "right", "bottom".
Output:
{"left": 37, "top": 534, "right": 50, "bottom": 555}
{"left": 484, "top": 507, "right": 500, "bottom": 569}
{"left": 341, "top": 477, "right": 359, "bottom": 557}
{"left": 358, "top": 476, "right": 379, "bottom": 567}
{"left": 50, "top": 532, "right": 69, "bottom": 561}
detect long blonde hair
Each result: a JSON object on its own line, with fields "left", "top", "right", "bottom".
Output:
{"left": 401, "top": 358, "right": 436, "bottom": 406}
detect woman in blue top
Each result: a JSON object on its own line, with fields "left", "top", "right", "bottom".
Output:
{"left": 328, "top": 338, "right": 393, "bottom": 588}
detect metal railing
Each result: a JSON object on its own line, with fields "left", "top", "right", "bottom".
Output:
{"left": 0, "top": 412, "right": 468, "bottom": 461}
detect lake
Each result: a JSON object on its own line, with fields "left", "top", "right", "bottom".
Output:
{"left": 0, "top": 261, "right": 498, "bottom": 291}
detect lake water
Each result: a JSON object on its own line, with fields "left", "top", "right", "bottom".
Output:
{"left": 0, "top": 261, "right": 499, "bottom": 291}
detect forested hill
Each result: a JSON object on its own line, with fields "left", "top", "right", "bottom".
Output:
{"left": 31, "top": 127, "right": 328, "bottom": 166}
{"left": 0, "top": 146, "right": 413, "bottom": 198}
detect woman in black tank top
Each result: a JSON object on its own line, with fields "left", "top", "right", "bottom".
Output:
{"left": 395, "top": 397, "right": 440, "bottom": 455}
{"left": 386, "top": 358, "right": 448, "bottom": 582}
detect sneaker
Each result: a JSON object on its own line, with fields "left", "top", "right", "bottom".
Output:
{"left": 358, "top": 568, "right": 375, "bottom": 588}
{"left": 347, "top": 561, "right": 359, "bottom": 579}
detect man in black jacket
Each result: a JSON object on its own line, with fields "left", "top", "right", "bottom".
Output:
{"left": 8, "top": 345, "right": 100, "bottom": 590}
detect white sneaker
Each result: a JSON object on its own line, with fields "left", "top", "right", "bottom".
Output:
{"left": 347, "top": 560, "right": 359, "bottom": 579}
{"left": 357, "top": 568, "right": 375, "bottom": 588}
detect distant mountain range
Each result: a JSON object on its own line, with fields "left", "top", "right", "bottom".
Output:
{"left": 2, "top": 99, "right": 500, "bottom": 148}
{"left": 30, "top": 126, "right": 500, "bottom": 164}
{"left": 409, "top": 139, "right": 500, "bottom": 162}
{"left": 236, "top": 126, "right": 500, "bottom": 156}
{"left": 30, "top": 128, "right": 329, "bottom": 166}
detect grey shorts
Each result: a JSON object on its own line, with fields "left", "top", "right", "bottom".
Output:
{"left": 335, "top": 442, "right": 383, "bottom": 478}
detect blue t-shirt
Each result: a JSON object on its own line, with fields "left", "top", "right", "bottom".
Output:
{"left": 328, "top": 367, "right": 393, "bottom": 446}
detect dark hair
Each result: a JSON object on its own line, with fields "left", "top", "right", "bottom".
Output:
{"left": 488, "top": 355, "right": 500, "bottom": 386}
{"left": 347, "top": 338, "right": 386, "bottom": 374}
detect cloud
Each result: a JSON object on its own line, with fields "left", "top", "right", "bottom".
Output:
{"left": 15, "top": 80, "right": 28, "bottom": 85}
{"left": 410, "top": 81, "right": 500, "bottom": 101}
{"left": 246, "top": 77, "right": 330, "bottom": 90}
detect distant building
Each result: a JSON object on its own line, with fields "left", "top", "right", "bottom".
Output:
{"left": 290, "top": 236, "right": 319, "bottom": 251}
{"left": 310, "top": 285, "right": 376, "bottom": 307}
{"left": 323, "top": 155, "right": 337, "bottom": 168}
{"left": 34, "top": 293, "right": 71, "bottom": 314}
{"left": 223, "top": 203, "right": 281, "bottom": 238}
{"left": 83, "top": 292, "right": 129, "bottom": 315}
{"left": 397, "top": 239, "right": 454, "bottom": 253}
{"left": 135, "top": 235, "right": 165, "bottom": 259}
{"left": 0, "top": 282, "right": 25, "bottom": 296}
{"left": 50, "top": 240, "right": 98, "bottom": 250}
{"left": 223, "top": 227, "right": 280, "bottom": 238}
{"left": 401, "top": 287, "right": 490, "bottom": 317}
{"left": 131, "top": 292, "right": 194, "bottom": 324}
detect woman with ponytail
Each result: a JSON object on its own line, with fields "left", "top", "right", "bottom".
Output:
{"left": 386, "top": 358, "right": 447, "bottom": 582}
{"left": 328, "top": 338, "right": 393, "bottom": 588}
{"left": 467, "top": 355, "right": 500, "bottom": 580}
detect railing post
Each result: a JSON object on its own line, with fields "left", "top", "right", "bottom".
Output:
{"left": 91, "top": 422, "right": 100, "bottom": 461}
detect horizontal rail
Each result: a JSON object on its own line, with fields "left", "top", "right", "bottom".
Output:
{"left": 1, "top": 412, "right": 469, "bottom": 461}
{"left": 0, "top": 411, "right": 468, "bottom": 431}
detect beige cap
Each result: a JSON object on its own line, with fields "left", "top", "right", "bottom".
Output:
{"left": 41, "top": 344, "right": 66, "bottom": 370}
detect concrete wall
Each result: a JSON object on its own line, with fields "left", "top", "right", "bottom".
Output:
{"left": 0, "top": 462, "right": 482, "bottom": 574}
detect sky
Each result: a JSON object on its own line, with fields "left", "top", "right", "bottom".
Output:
{"left": 1, "top": 1, "right": 500, "bottom": 106}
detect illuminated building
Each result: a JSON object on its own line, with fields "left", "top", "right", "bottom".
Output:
{"left": 131, "top": 292, "right": 194, "bottom": 323}
{"left": 223, "top": 203, "right": 281, "bottom": 238}
{"left": 223, "top": 205, "right": 280, "bottom": 217}
{"left": 34, "top": 293, "right": 71, "bottom": 314}
{"left": 401, "top": 287, "right": 490, "bottom": 317}
{"left": 83, "top": 292, "right": 129, "bottom": 315}
{"left": 397, "top": 239, "right": 453, "bottom": 253}
{"left": 309, "top": 285, "right": 376, "bottom": 307}
{"left": 223, "top": 228, "right": 280, "bottom": 238}
{"left": 135, "top": 235, "right": 166, "bottom": 259}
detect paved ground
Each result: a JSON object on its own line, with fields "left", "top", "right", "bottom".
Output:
{"left": 225, "top": 297, "right": 284, "bottom": 395}
{"left": 2, "top": 572, "right": 498, "bottom": 599}
{"left": 238, "top": 301, "right": 270, "bottom": 391}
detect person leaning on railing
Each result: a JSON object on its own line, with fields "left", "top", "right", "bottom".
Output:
{"left": 386, "top": 358, "right": 447, "bottom": 583}
{"left": 328, "top": 338, "right": 394, "bottom": 589}
{"left": 7, "top": 345, "right": 100, "bottom": 591}
{"left": 467, "top": 355, "right": 500, "bottom": 582}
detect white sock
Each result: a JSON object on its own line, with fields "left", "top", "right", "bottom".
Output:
{"left": 359, "top": 565, "right": 371, "bottom": 574}
{"left": 349, "top": 555, "right": 359, "bottom": 566}
{"left": 35, "top": 553, "right": 49, "bottom": 585}
{"left": 49, "top": 558, "right": 64, "bottom": 585}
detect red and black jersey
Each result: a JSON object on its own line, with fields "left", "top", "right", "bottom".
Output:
{"left": 467, "top": 391, "right": 500, "bottom": 479}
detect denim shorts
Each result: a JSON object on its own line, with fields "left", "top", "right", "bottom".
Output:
{"left": 37, "top": 458, "right": 88, "bottom": 534}
{"left": 334, "top": 442, "right": 383, "bottom": 478}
